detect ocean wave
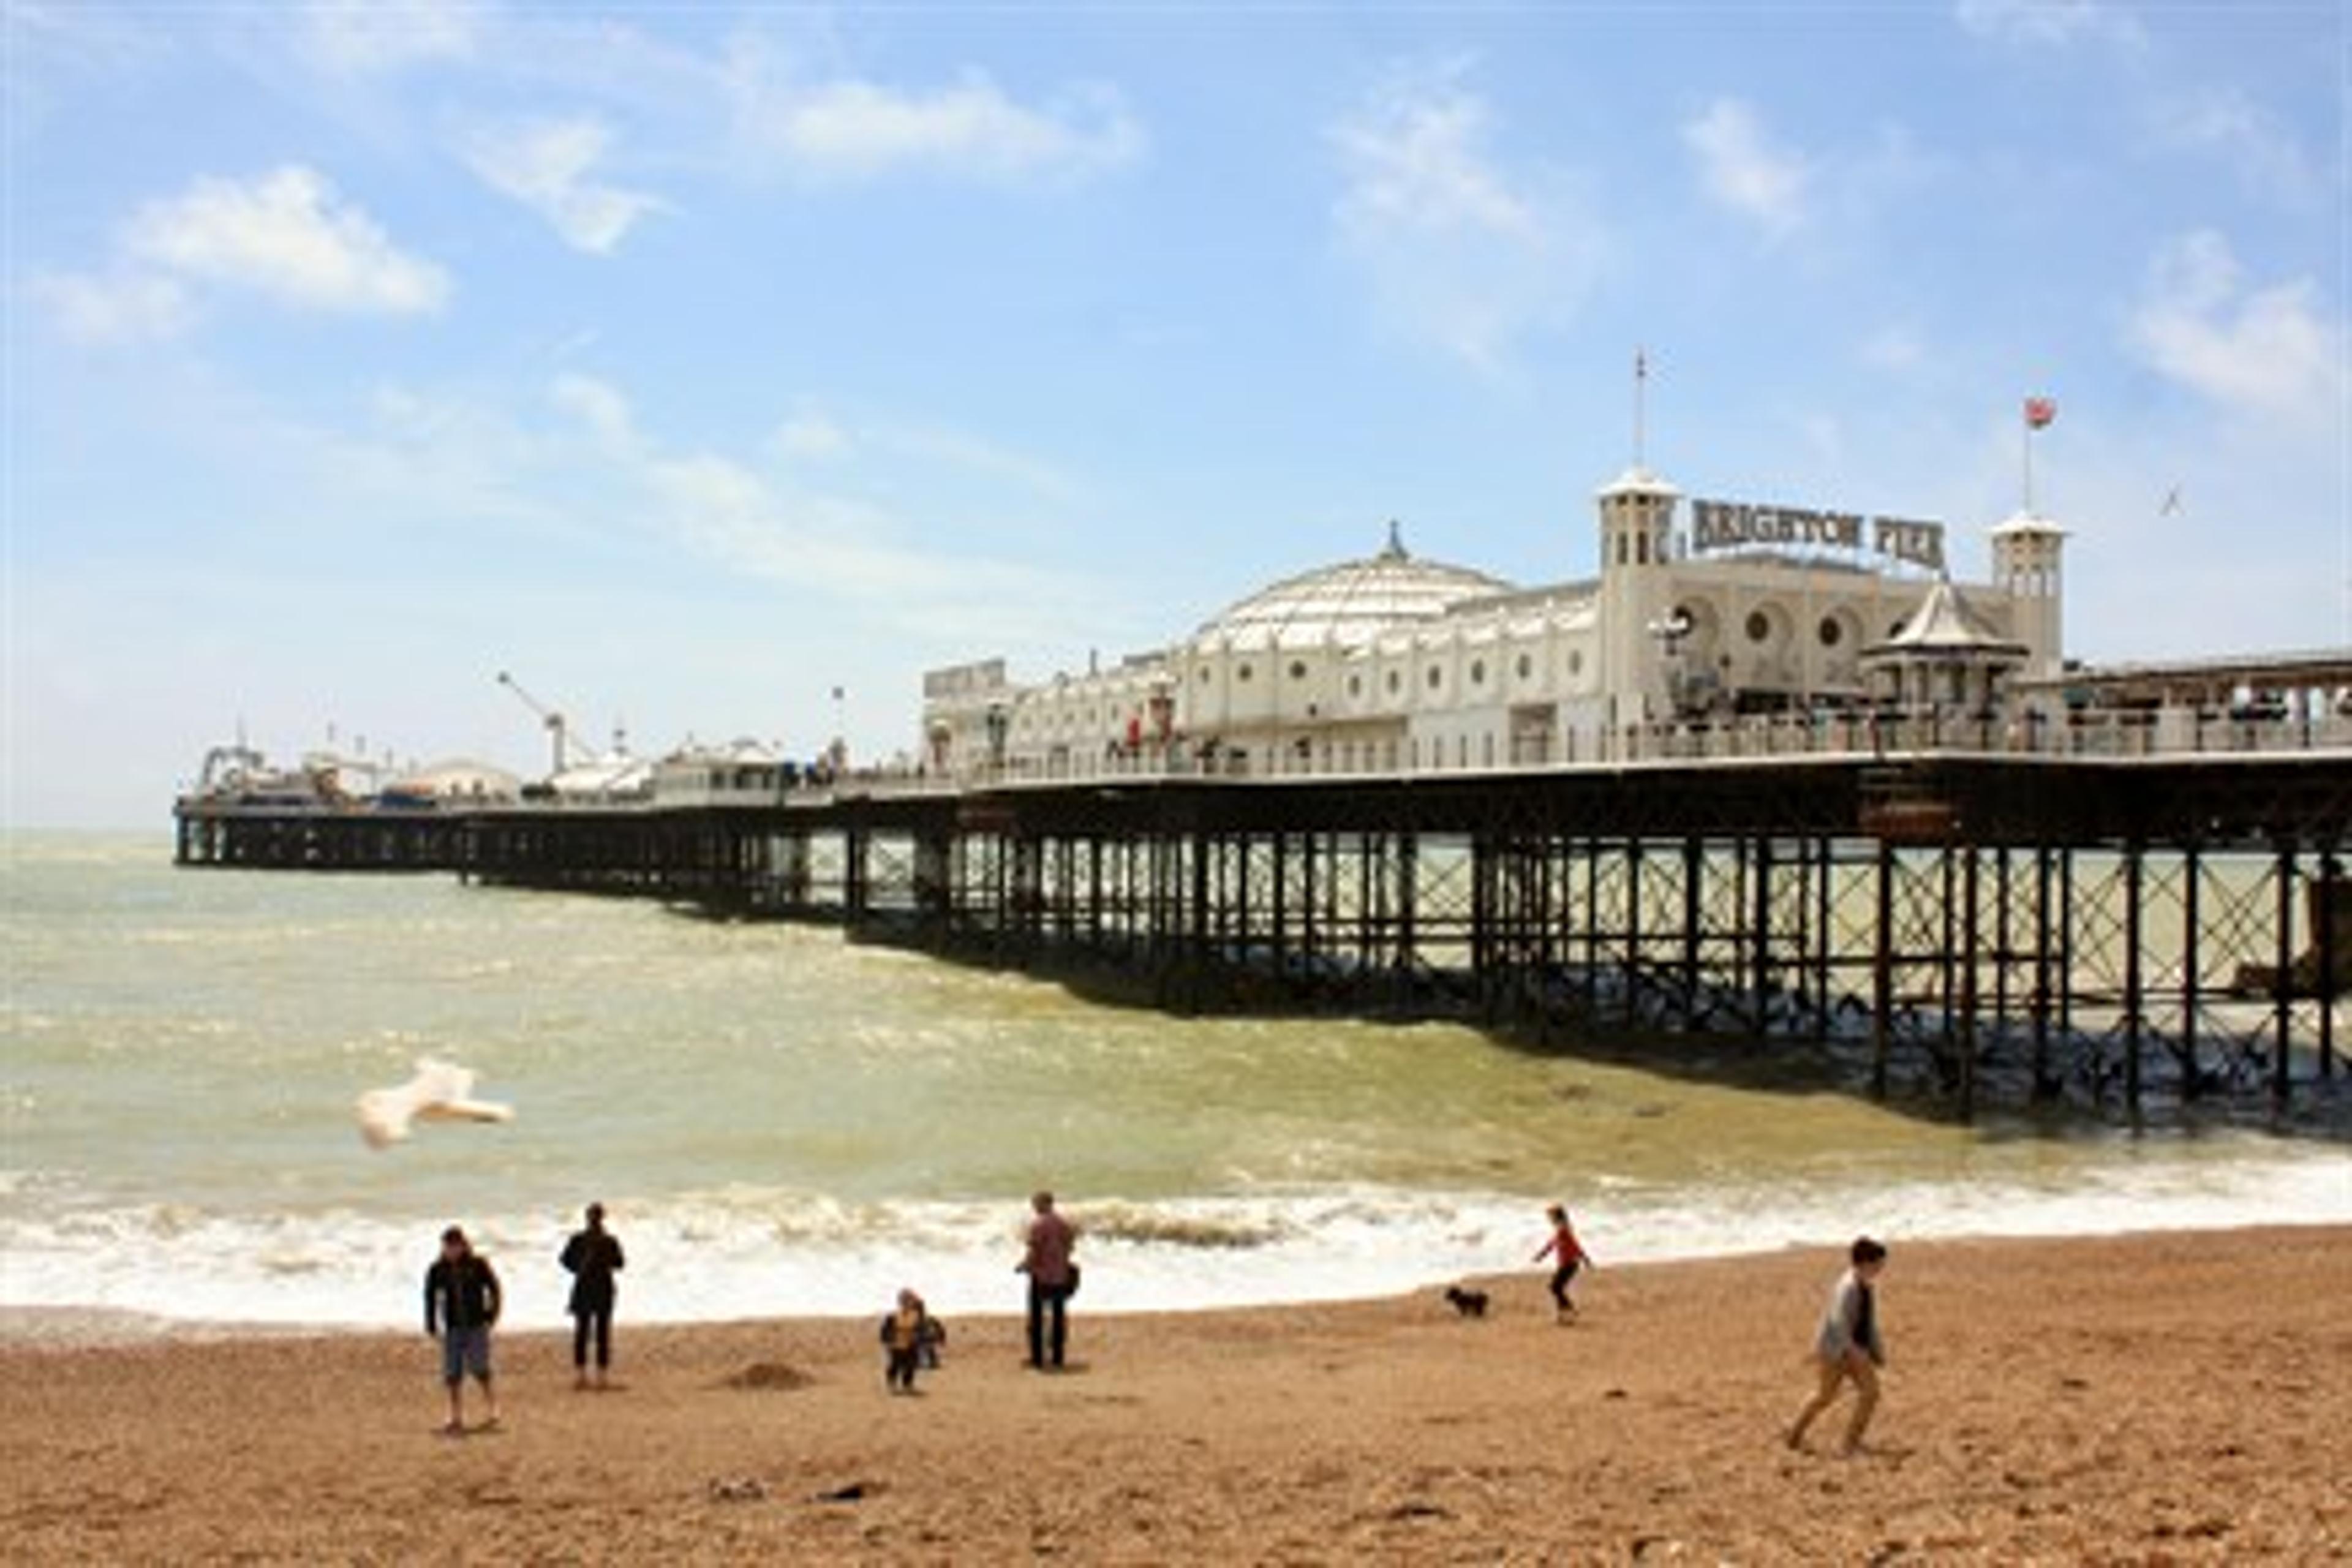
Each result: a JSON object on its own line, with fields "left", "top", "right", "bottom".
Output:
{"left": 1077, "top": 1202, "right": 1295, "bottom": 1250}
{"left": 4, "top": 1141, "right": 2347, "bottom": 1335}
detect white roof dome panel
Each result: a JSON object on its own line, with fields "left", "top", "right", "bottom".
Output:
{"left": 1191, "top": 523, "right": 1516, "bottom": 652}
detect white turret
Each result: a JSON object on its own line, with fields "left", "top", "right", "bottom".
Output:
{"left": 1596, "top": 465, "right": 1682, "bottom": 728}
{"left": 1988, "top": 510, "right": 2066, "bottom": 679}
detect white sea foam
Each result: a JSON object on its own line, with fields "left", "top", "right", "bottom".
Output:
{"left": 4, "top": 1140, "right": 2345, "bottom": 1335}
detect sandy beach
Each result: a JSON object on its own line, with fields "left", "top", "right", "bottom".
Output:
{"left": 5, "top": 1225, "right": 2347, "bottom": 1563}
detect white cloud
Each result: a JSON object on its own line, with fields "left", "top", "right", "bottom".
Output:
{"left": 878, "top": 426, "right": 1079, "bottom": 503}
{"left": 461, "top": 118, "right": 665, "bottom": 254}
{"left": 1332, "top": 69, "right": 1536, "bottom": 242}
{"left": 2151, "top": 89, "right": 2323, "bottom": 208}
{"left": 2125, "top": 230, "right": 2343, "bottom": 426}
{"left": 27, "top": 268, "right": 192, "bottom": 343}
{"left": 1684, "top": 99, "right": 1809, "bottom": 239}
{"left": 728, "top": 55, "right": 1144, "bottom": 186}
{"left": 1329, "top": 63, "right": 1604, "bottom": 369}
{"left": 551, "top": 374, "right": 637, "bottom": 449}
{"left": 1860, "top": 326, "right": 1924, "bottom": 371}
{"left": 299, "top": 0, "right": 481, "bottom": 74}
{"left": 1954, "top": 0, "right": 2145, "bottom": 50}
{"left": 126, "top": 165, "right": 449, "bottom": 314}
{"left": 774, "top": 412, "right": 852, "bottom": 461}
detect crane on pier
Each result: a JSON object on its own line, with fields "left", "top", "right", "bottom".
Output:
{"left": 496, "top": 670, "right": 597, "bottom": 777}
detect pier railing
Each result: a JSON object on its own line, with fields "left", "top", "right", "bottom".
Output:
{"left": 840, "top": 703, "right": 2352, "bottom": 799}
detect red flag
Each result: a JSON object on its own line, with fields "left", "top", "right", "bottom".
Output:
{"left": 2024, "top": 396, "right": 2056, "bottom": 429}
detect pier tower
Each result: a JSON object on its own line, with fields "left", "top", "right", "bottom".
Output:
{"left": 1594, "top": 465, "right": 1683, "bottom": 728}
{"left": 1989, "top": 510, "right": 2067, "bottom": 680}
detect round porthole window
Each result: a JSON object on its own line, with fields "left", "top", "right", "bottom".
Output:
{"left": 1746, "top": 611, "right": 1771, "bottom": 643}
{"left": 1236, "top": 663, "right": 1253, "bottom": 683}
{"left": 1819, "top": 617, "right": 1842, "bottom": 647}
{"left": 1288, "top": 660, "right": 1308, "bottom": 681}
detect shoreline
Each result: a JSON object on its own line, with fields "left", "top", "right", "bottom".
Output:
{"left": 8, "top": 1213, "right": 2351, "bottom": 1351}
{"left": 9, "top": 1225, "right": 2348, "bottom": 1559}
{"left": 9, "top": 1210, "right": 2351, "bottom": 1352}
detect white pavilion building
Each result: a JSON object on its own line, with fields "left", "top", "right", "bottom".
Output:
{"left": 920, "top": 461, "right": 2067, "bottom": 780}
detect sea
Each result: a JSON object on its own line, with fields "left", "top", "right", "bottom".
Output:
{"left": 4, "top": 831, "right": 2347, "bottom": 1336}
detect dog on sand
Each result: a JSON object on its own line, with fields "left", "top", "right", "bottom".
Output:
{"left": 1443, "top": 1285, "right": 1490, "bottom": 1319}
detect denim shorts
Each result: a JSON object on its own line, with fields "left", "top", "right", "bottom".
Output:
{"left": 441, "top": 1325, "right": 493, "bottom": 1384}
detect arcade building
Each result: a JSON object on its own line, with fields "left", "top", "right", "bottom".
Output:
{"left": 920, "top": 460, "right": 2065, "bottom": 780}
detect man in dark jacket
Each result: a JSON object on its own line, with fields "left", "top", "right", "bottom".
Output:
{"left": 424, "top": 1225, "right": 502, "bottom": 1434}
{"left": 559, "top": 1202, "right": 625, "bottom": 1390}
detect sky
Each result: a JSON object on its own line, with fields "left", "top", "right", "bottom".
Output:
{"left": 5, "top": 1, "right": 2346, "bottom": 828}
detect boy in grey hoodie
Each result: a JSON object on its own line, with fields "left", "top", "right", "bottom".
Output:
{"left": 1786, "top": 1237, "right": 1888, "bottom": 1455}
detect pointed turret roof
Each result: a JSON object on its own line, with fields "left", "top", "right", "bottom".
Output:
{"left": 1596, "top": 465, "right": 1680, "bottom": 500}
{"left": 1989, "top": 508, "right": 2067, "bottom": 540}
{"left": 1864, "top": 579, "right": 2027, "bottom": 662}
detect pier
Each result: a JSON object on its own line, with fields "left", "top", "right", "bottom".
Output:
{"left": 177, "top": 746, "right": 2350, "bottom": 1118}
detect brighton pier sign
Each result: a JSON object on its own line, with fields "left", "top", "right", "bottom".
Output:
{"left": 1689, "top": 497, "right": 1945, "bottom": 573}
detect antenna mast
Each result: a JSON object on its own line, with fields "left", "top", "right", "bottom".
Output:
{"left": 1632, "top": 347, "right": 1649, "bottom": 470}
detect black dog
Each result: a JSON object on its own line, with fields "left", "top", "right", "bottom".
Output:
{"left": 1443, "top": 1285, "right": 1489, "bottom": 1319}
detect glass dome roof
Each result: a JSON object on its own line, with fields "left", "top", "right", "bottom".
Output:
{"left": 1190, "top": 524, "right": 1517, "bottom": 652}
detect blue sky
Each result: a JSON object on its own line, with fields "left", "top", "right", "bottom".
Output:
{"left": 6, "top": 1, "right": 2345, "bottom": 827}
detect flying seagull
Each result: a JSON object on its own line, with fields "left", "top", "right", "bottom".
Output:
{"left": 357, "top": 1057, "right": 515, "bottom": 1150}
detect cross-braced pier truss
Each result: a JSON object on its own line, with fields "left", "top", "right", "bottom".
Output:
{"left": 176, "top": 752, "right": 2349, "bottom": 1116}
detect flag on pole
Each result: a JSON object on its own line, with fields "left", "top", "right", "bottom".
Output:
{"left": 2024, "top": 396, "right": 2056, "bottom": 429}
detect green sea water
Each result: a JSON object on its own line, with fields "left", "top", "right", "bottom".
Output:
{"left": 4, "top": 832, "right": 2344, "bottom": 1331}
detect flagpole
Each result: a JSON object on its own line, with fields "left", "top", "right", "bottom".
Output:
{"left": 2022, "top": 416, "right": 2034, "bottom": 516}
{"left": 1632, "top": 347, "right": 1647, "bottom": 470}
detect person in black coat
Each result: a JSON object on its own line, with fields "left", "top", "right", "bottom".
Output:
{"left": 559, "top": 1202, "right": 625, "bottom": 1390}
{"left": 423, "top": 1226, "right": 502, "bottom": 1433}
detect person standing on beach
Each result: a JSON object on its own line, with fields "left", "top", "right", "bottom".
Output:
{"left": 423, "top": 1225, "right": 502, "bottom": 1434}
{"left": 559, "top": 1202, "right": 625, "bottom": 1390}
{"left": 878, "top": 1288, "right": 933, "bottom": 1394}
{"left": 1532, "top": 1204, "right": 1594, "bottom": 1322}
{"left": 1019, "top": 1189, "right": 1078, "bottom": 1370}
{"left": 1786, "top": 1237, "right": 1888, "bottom": 1455}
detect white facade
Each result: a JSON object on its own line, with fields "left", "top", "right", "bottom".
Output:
{"left": 921, "top": 465, "right": 2065, "bottom": 780}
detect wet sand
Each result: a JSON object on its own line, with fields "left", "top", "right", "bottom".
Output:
{"left": 5, "top": 1226, "right": 2348, "bottom": 1562}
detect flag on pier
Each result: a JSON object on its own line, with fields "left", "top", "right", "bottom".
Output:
{"left": 2024, "top": 396, "right": 2056, "bottom": 429}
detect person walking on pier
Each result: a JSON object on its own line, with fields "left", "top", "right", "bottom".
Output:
{"left": 1019, "top": 1189, "right": 1079, "bottom": 1370}
{"left": 423, "top": 1225, "right": 502, "bottom": 1435}
{"left": 1786, "top": 1237, "right": 1888, "bottom": 1455}
{"left": 1532, "top": 1204, "right": 1594, "bottom": 1322}
{"left": 559, "top": 1202, "right": 625, "bottom": 1390}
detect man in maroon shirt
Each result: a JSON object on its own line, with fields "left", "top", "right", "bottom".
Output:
{"left": 1019, "top": 1189, "right": 1078, "bottom": 1370}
